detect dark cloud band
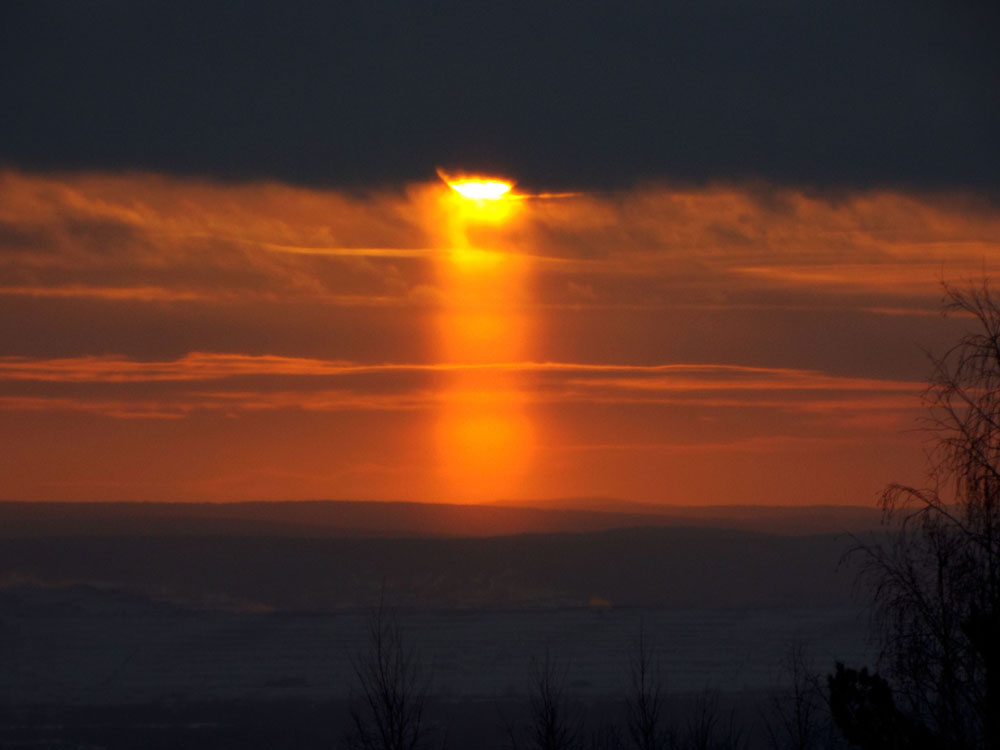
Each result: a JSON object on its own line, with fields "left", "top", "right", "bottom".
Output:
{"left": 1, "top": 1, "right": 997, "bottom": 191}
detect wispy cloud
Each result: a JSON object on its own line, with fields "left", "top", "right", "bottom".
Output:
{"left": 0, "top": 352, "right": 921, "bottom": 386}
{"left": 0, "top": 353, "right": 923, "bottom": 430}
{"left": 0, "top": 285, "right": 210, "bottom": 301}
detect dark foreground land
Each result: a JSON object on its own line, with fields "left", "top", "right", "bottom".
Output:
{"left": 0, "top": 502, "right": 875, "bottom": 748}
{"left": 1, "top": 695, "right": 790, "bottom": 749}
{"left": 1, "top": 700, "right": 350, "bottom": 749}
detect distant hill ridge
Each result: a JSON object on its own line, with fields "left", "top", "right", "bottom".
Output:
{"left": 0, "top": 525, "right": 865, "bottom": 611}
{"left": 0, "top": 499, "right": 883, "bottom": 538}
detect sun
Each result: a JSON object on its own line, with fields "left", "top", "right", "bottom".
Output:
{"left": 448, "top": 179, "right": 512, "bottom": 200}
{"left": 436, "top": 169, "right": 513, "bottom": 200}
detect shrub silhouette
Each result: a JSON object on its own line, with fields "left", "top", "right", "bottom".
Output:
{"left": 625, "top": 625, "right": 670, "bottom": 750}
{"left": 827, "top": 663, "right": 935, "bottom": 750}
{"left": 502, "top": 648, "right": 593, "bottom": 750}
{"left": 346, "top": 601, "right": 429, "bottom": 750}
{"left": 761, "top": 644, "right": 832, "bottom": 750}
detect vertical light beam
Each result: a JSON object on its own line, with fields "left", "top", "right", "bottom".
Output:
{"left": 429, "top": 173, "right": 533, "bottom": 501}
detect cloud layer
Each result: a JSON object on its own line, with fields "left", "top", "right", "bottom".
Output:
{"left": 2, "top": 170, "right": 999, "bottom": 504}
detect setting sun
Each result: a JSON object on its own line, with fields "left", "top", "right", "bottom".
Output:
{"left": 437, "top": 169, "right": 513, "bottom": 200}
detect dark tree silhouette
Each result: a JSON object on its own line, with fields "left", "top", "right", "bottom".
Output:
{"left": 844, "top": 280, "right": 1000, "bottom": 749}
{"left": 681, "top": 690, "right": 745, "bottom": 750}
{"left": 827, "top": 663, "right": 935, "bottom": 750}
{"left": 528, "top": 651, "right": 581, "bottom": 750}
{"left": 588, "top": 722, "right": 626, "bottom": 750}
{"left": 346, "top": 601, "right": 430, "bottom": 750}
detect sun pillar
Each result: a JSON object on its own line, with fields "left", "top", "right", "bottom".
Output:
{"left": 430, "top": 173, "right": 533, "bottom": 501}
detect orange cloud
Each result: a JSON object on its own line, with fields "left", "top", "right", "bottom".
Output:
{"left": 3, "top": 170, "right": 999, "bottom": 313}
{"left": 0, "top": 353, "right": 922, "bottom": 434}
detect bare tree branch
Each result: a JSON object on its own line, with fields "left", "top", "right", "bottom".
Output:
{"left": 626, "top": 623, "right": 670, "bottom": 750}
{"left": 847, "top": 278, "right": 1000, "bottom": 748}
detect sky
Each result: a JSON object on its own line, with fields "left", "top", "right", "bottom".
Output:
{"left": 2, "top": 1, "right": 999, "bottom": 506}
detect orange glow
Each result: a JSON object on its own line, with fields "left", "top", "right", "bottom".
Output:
{"left": 435, "top": 392, "right": 534, "bottom": 498}
{"left": 5, "top": 168, "right": 1000, "bottom": 506}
